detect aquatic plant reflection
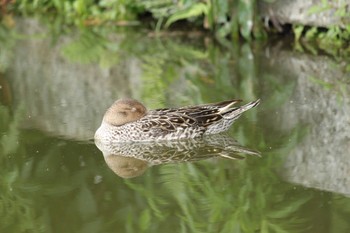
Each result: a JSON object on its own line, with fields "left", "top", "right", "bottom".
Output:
{"left": 95, "top": 134, "right": 260, "bottom": 178}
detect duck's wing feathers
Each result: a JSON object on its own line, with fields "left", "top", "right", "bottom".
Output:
{"left": 178, "top": 99, "right": 247, "bottom": 127}
{"left": 155, "top": 99, "right": 242, "bottom": 113}
{"left": 145, "top": 99, "right": 249, "bottom": 130}
{"left": 140, "top": 112, "right": 198, "bottom": 132}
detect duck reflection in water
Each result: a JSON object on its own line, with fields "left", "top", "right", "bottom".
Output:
{"left": 95, "top": 134, "right": 260, "bottom": 178}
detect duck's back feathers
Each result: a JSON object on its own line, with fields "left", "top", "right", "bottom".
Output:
{"left": 141, "top": 99, "right": 260, "bottom": 136}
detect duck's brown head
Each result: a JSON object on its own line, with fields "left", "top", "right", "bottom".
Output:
{"left": 103, "top": 99, "right": 147, "bottom": 126}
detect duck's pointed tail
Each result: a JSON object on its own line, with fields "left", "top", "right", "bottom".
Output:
{"left": 223, "top": 99, "right": 260, "bottom": 119}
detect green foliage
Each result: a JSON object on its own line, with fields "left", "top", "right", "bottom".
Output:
{"left": 293, "top": 25, "right": 304, "bottom": 42}
{"left": 164, "top": 2, "right": 208, "bottom": 28}
{"left": 140, "top": 0, "right": 265, "bottom": 40}
{"left": 8, "top": 0, "right": 265, "bottom": 40}
{"left": 293, "top": 1, "right": 350, "bottom": 54}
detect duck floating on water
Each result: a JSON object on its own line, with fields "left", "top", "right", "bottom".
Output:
{"left": 95, "top": 98, "right": 260, "bottom": 143}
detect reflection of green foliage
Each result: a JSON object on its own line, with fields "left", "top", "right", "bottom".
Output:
{"left": 3, "top": 121, "right": 350, "bottom": 232}
{"left": 0, "top": 24, "right": 17, "bottom": 73}
{"left": 59, "top": 25, "right": 348, "bottom": 112}
{"left": 135, "top": 38, "right": 207, "bottom": 107}
{"left": 60, "top": 29, "right": 209, "bottom": 107}
{"left": 331, "top": 196, "right": 350, "bottom": 233}
{"left": 123, "top": 147, "right": 307, "bottom": 233}
{"left": 13, "top": 0, "right": 139, "bottom": 26}
{"left": 0, "top": 105, "right": 45, "bottom": 233}
{"left": 309, "top": 75, "right": 349, "bottom": 103}
{"left": 62, "top": 27, "right": 221, "bottom": 74}
{"left": 156, "top": 159, "right": 313, "bottom": 233}
{"left": 0, "top": 106, "right": 22, "bottom": 155}
{"left": 61, "top": 29, "right": 121, "bottom": 66}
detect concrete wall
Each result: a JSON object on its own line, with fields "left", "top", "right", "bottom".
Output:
{"left": 259, "top": 0, "right": 350, "bottom": 28}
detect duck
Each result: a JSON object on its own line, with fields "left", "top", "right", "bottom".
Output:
{"left": 94, "top": 98, "right": 260, "bottom": 143}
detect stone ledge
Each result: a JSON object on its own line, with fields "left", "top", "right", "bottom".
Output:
{"left": 259, "top": 0, "right": 350, "bottom": 28}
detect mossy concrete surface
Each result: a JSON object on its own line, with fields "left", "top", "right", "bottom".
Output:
{"left": 259, "top": 0, "right": 350, "bottom": 28}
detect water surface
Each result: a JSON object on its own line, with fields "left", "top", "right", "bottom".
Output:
{"left": 1, "top": 19, "right": 350, "bottom": 233}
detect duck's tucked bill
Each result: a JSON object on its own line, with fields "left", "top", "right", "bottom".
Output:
{"left": 95, "top": 98, "right": 260, "bottom": 143}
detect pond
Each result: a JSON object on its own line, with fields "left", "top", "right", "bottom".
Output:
{"left": 1, "top": 19, "right": 350, "bottom": 233}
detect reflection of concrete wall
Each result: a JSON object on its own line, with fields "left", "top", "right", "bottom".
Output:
{"left": 259, "top": 0, "right": 349, "bottom": 28}
{"left": 263, "top": 48, "right": 350, "bottom": 196}
{"left": 7, "top": 19, "right": 203, "bottom": 140}
{"left": 8, "top": 19, "right": 142, "bottom": 140}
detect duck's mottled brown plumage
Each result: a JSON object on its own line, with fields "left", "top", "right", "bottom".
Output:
{"left": 95, "top": 98, "right": 260, "bottom": 142}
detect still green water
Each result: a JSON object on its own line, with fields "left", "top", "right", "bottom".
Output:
{"left": 1, "top": 19, "right": 350, "bottom": 233}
